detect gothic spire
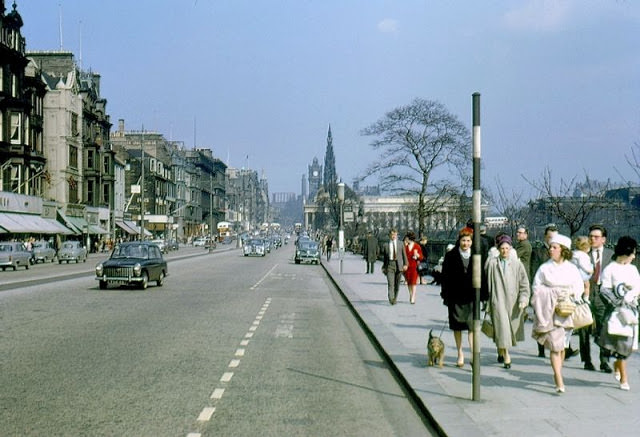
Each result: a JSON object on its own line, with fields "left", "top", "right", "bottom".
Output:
{"left": 323, "top": 124, "right": 337, "bottom": 197}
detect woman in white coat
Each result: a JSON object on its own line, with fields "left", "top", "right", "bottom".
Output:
{"left": 485, "top": 234, "right": 530, "bottom": 369}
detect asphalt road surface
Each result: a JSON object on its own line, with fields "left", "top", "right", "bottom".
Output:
{"left": 0, "top": 245, "right": 436, "bottom": 436}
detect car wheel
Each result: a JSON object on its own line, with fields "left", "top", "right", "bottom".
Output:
{"left": 13, "top": 265, "right": 17, "bottom": 271}
{"left": 140, "top": 272, "right": 149, "bottom": 290}
{"left": 157, "top": 271, "right": 164, "bottom": 287}
{"left": 295, "top": 259, "right": 300, "bottom": 264}
{"left": 99, "top": 280, "right": 108, "bottom": 290}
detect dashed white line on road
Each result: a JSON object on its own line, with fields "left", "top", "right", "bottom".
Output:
{"left": 220, "top": 372, "right": 234, "bottom": 382}
{"left": 229, "top": 359, "right": 240, "bottom": 368}
{"left": 235, "top": 348, "right": 245, "bottom": 357}
{"left": 245, "top": 332, "right": 254, "bottom": 338}
{"left": 240, "top": 339, "right": 249, "bottom": 346}
{"left": 250, "top": 265, "right": 278, "bottom": 290}
{"left": 211, "top": 388, "right": 225, "bottom": 399}
{"left": 249, "top": 325, "right": 257, "bottom": 331}
{"left": 197, "top": 407, "right": 215, "bottom": 421}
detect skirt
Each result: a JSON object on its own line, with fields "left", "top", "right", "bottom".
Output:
{"left": 448, "top": 302, "right": 473, "bottom": 331}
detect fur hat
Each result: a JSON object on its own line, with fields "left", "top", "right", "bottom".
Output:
{"left": 549, "top": 234, "right": 571, "bottom": 249}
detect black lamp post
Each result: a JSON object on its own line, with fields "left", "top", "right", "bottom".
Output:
{"left": 337, "top": 181, "right": 345, "bottom": 274}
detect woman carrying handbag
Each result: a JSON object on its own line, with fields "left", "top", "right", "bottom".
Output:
{"left": 597, "top": 236, "right": 640, "bottom": 390}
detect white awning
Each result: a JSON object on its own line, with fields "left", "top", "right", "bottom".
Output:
{"left": 0, "top": 212, "right": 74, "bottom": 234}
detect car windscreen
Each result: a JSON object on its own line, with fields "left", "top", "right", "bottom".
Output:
{"left": 112, "top": 245, "right": 149, "bottom": 259}
{"left": 299, "top": 242, "right": 317, "bottom": 250}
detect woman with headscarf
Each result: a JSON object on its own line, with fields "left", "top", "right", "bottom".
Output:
{"left": 596, "top": 236, "right": 640, "bottom": 390}
{"left": 530, "top": 234, "right": 583, "bottom": 393}
{"left": 484, "top": 234, "right": 530, "bottom": 369}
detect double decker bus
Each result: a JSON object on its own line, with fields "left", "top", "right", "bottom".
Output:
{"left": 217, "top": 221, "right": 231, "bottom": 242}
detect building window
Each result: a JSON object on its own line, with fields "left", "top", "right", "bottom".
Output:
{"left": 87, "top": 149, "right": 94, "bottom": 170}
{"left": 103, "top": 156, "right": 110, "bottom": 174}
{"left": 103, "top": 183, "right": 110, "bottom": 205}
{"left": 87, "top": 179, "right": 94, "bottom": 204}
{"left": 71, "top": 113, "right": 79, "bottom": 136}
{"left": 68, "top": 176, "right": 78, "bottom": 203}
{"left": 10, "top": 113, "right": 21, "bottom": 144}
{"left": 0, "top": 111, "right": 3, "bottom": 142}
{"left": 0, "top": 67, "right": 3, "bottom": 92}
{"left": 69, "top": 145, "right": 78, "bottom": 168}
{"left": 10, "top": 72, "right": 17, "bottom": 98}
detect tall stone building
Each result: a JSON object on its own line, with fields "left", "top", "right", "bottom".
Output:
{"left": 307, "top": 157, "right": 322, "bottom": 201}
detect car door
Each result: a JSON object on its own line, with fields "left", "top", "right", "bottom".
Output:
{"left": 148, "top": 246, "right": 162, "bottom": 280}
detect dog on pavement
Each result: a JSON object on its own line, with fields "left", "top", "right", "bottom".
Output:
{"left": 427, "top": 329, "right": 445, "bottom": 368}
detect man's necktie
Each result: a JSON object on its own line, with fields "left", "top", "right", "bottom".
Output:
{"left": 392, "top": 241, "right": 396, "bottom": 260}
{"left": 594, "top": 250, "right": 601, "bottom": 284}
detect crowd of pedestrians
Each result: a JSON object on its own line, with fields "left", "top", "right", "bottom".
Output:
{"left": 372, "top": 221, "right": 640, "bottom": 395}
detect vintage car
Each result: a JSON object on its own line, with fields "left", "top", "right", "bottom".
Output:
{"left": 0, "top": 242, "right": 31, "bottom": 271}
{"left": 295, "top": 240, "right": 321, "bottom": 265}
{"left": 95, "top": 241, "right": 168, "bottom": 290}
{"left": 58, "top": 241, "right": 88, "bottom": 264}
{"left": 243, "top": 238, "right": 266, "bottom": 257}
{"left": 32, "top": 240, "right": 57, "bottom": 263}
{"left": 150, "top": 239, "right": 168, "bottom": 254}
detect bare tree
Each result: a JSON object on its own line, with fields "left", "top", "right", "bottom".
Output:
{"left": 360, "top": 98, "right": 471, "bottom": 236}
{"left": 487, "top": 177, "right": 528, "bottom": 236}
{"left": 524, "top": 167, "right": 612, "bottom": 237}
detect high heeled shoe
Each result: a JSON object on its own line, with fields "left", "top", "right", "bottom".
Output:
{"left": 456, "top": 356, "right": 464, "bottom": 367}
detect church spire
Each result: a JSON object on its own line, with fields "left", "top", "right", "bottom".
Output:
{"left": 323, "top": 124, "right": 337, "bottom": 199}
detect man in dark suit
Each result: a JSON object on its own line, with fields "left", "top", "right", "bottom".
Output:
{"left": 363, "top": 231, "right": 379, "bottom": 274}
{"left": 515, "top": 226, "right": 532, "bottom": 280}
{"left": 381, "top": 228, "right": 408, "bottom": 305}
{"left": 580, "top": 224, "right": 614, "bottom": 373}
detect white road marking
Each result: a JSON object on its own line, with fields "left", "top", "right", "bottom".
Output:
{"left": 250, "top": 265, "right": 278, "bottom": 290}
{"left": 252, "top": 320, "right": 260, "bottom": 326}
{"left": 275, "top": 324, "right": 294, "bottom": 338}
{"left": 229, "top": 359, "right": 240, "bottom": 368}
{"left": 245, "top": 332, "right": 254, "bottom": 338}
{"left": 187, "top": 433, "right": 201, "bottom": 437}
{"left": 211, "top": 388, "right": 225, "bottom": 399}
{"left": 197, "top": 407, "right": 215, "bottom": 421}
{"left": 220, "top": 372, "right": 233, "bottom": 382}
{"left": 249, "top": 325, "right": 257, "bottom": 332}
{"left": 235, "top": 348, "right": 245, "bottom": 357}
{"left": 240, "top": 339, "right": 249, "bottom": 346}
{"left": 256, "top": 315, "right": 263, "bottom": 320}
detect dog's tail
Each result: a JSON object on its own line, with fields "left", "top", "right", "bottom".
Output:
{"left": 428, "top": 329, "right": 434, "bottom": 340}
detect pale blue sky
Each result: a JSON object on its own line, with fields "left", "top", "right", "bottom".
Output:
{"left": 17, "top": 0, "right": 640, "bottom": 197}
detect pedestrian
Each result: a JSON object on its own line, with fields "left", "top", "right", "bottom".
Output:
{"left": 530, "top": 234, "right": 583, "bottom": 393}
{"left": 363, "top": 231, "right": 378, "bottom": 274}
{"left": 484, "top": 234, "right": 530, "bottom": 369}
{"left": 530, "top": 224, "right": 558, "bottom": 358}
{"left": 418, "top": 235, "right": 429, "bottom": 284}
{"left": 403, "top": 231, "right": 423, "bottom": 304}
{"left": 596, "top": 236, "right": 640, "bottom": 390}
{"left": 571, "top": 236, "right": 593, "bottom": 301}
{"left": 325, "top": 236, "right": 333, "bottom": 262}
{"left": 515, "top": 226, "right": 532, "bottom": 280}
{"left": 579, "top": 224, "right": 615, "bottom": 373}
{"left": 381, "top": 228, "right": 408, "bottom": 305}
{"left": 440, "top": 227, "right": 485, "bottom": 367}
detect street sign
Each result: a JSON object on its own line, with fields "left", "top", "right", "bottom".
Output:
{"left": 344, "top": 212, "right": 355, "bottom": 223}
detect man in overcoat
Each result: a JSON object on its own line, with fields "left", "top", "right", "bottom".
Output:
{"left": 381, "top": 228, "right": 408, "bottom": 305}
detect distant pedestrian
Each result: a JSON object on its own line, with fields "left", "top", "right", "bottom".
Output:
{"left": 381, "top": 228, "right": 408, "bottom": 305}
{"left": 441, "top": 227, "right": 485, "bottom": 367}
{"left": 418, "top": 235, "right": 429, "bottom": 284}
{"left": 325, "top": 236, "right": 333, "bottom": 262}
{"left": 363, "top": 231, "right": 378, "bottom": 274}
{"left": 515, "top": 226, "right": 532, "bottom": 280}
{"left": 597, "top": 236, "right": 640, "bottom": 390}
{"left": 530, "top": 234, "right": 583, "bottom": 393}
{"left": 403, "top": 231, "right": 423, "bottom": 304}
{"left": 484, "top": 234, "right": 530, "bottom": 369}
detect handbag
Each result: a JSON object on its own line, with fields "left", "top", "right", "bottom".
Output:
{"left": 417, "top": 260, "right": 429, "bottom": 276}
{"left": 571, "top": 299, "right": 594, "bottom": 330}
{"left": 555, "top": 297, "right": 576, "bottom": 318}
{"left": 481, "top": 312, "right": 494, "bottom": 338}
{"left": 617, "top": 305, "right": 638, "bottom": 325}
{"left": 607, "top": 309, "right": 634, "bottom": 337}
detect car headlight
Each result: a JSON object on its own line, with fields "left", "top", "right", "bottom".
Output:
{"left": 133, "top": 263, "right": 142, "bottom": 276}
{"left": 95, "top": 264, "right": 103, "bottom": 276}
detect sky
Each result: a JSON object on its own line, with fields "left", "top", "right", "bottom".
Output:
{"left": 15, "top": 0, "right": 640, "bottom": 199}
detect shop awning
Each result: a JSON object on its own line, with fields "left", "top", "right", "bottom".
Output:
{"left": 57, "top": 210, "right": 82, "bottom": 234}
{"left": 89, "top": 224, "right": 110, "bottom": 235}
{"left": 0, "top": 212, "right": 75, "bottom": 234}
{"left": 123, "top": 220, "right": 152, "bottom": 237}
{"left": 116, "top": 221, "right": 138, "bottom": 235}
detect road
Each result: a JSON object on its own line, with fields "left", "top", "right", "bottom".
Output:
{"left": 0, "top": 244, "right": 435, "bottom": 436}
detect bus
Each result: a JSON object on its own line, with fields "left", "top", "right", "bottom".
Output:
{"left": 294, "top": 222, "right": 302, "bottom": 234}
{"left": 217, "top": 221, "right": 231, "bottom": 242}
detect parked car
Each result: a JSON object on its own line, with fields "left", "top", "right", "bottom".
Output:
{"left": 204, "top": 238, "right": 217, "bottom": 250}
{"left": 193, "top": 237, "right": 207, "bottom": 247}
{"left": 243, "top": 238, "right": 266, "bottom": 257}
{"left": 0, "top": 242, "right": 31, "bottom": 271}
{"left": 295, "top": 240, "right": 320, "bottom": 265}
{"left": 151, "top": 239, "right": 167, "bottom": 254}
{"left": 58, "top": 241, "right": 88, "bottom": 264}
{"left": 32, "top": 240, "right": 57, "bottom": 263}
{"left": 95, "top": 241, "right": 168, "bottom": 290}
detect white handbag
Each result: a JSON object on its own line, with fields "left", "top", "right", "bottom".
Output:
{"left": 608, "top": 310, "right": 634, "bottom": 337}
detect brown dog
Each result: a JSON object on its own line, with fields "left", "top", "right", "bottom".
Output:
{"left": 427, "top": 330, "right": 445, "bottom": 368}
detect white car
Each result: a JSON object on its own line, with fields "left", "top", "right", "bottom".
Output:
{"left": 193, "top": 237, "right": 207, "bottom": 247}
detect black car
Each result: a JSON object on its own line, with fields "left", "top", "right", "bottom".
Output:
{"left": 95, "top": 242, "right": 168, "bottom": 290}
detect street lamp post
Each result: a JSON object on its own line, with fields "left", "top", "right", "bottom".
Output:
{"left": 337, "top": 182, "right": 345, "bottom": 274}
{"left": 209, "top": 173, "right": 214, "bottom": 253}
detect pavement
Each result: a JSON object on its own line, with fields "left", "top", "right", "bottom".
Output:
{"left": 322, "top": 251, "right": 640, "bottom": 437}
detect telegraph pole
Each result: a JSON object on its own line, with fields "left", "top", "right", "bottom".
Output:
{"left": 471, "top": 92, "right": 482, "bottom": 401}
